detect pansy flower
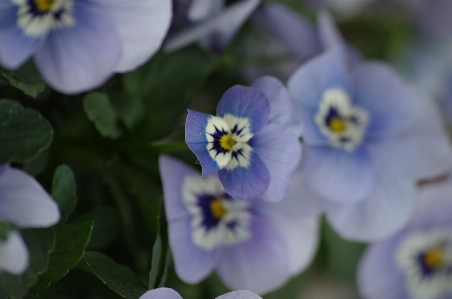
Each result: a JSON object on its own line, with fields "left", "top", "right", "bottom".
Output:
{"left": 159, "top": 155, "right": 319, "bottom": 294}
{"left": 287, "top": 47, "right": 452, "bottom": 241}
{"left": 0, "top": 0, "right": 171, "bottom": 94}
{"left": 140, "top": 288, "right": 262, "bottom": 299}
{"left": 0, "top": 164, "right": 60, "bottom": 274}
{"left": 358, "top": 179, "right": 452, "bottom": 299}
{"left": 186, "top": 76, "right": 302, "bottom": 201}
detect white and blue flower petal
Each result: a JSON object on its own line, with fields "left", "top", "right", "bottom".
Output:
{"left": 219, "top": 150, "right": 270, "bottom": 199}
{"left": 217, "top": 85, "right": 271, "bottom": 135}
{"left": 0, "top": 231, "right": 29, "bottom": 275}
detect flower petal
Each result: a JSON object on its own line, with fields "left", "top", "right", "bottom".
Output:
{"left": 0, "top": 231, "right": 28, "bottom": 275}
{"left": 216, "top": 217, "right": 290, "bottom": 294}
{"left": 251, "top": 76, "right": 303, "bottom": 136}
{"left": 169, "top": 219, "right": 221, "bottom": 283}
{"left": 251, "top": 123, "right": 302, "bottom": 202}
{"left": 325, "top": 174, "right": 415, "bottom": 241}
{"left": 34, "top": 3, "right": 122, "bottom": 94}
{"left": 219, "top": 150, "right": 270, "bottom": 199}
{"left": 217, "top": 85, "right": 271, "bottom": 135}
{"left": 89, "top": 0, "right": 172, "bottom": 72}
{"left": 0, "top": 165, "right": 60, "bottom": 228}
{"left": 302, "top": 145, "right": 375, "bottom": 203}
{"left": 216, "top": 291, "right": 262, "bottom": 299}
{"left": 139, "top": 288, "right": 183, "bottom": 299}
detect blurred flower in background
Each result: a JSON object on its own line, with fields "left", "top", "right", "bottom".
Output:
{"left": 140, "top": 288, "right": 263, "bottom": 299}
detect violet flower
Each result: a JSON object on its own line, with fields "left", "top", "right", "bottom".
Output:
{"left": 0, "top": 164, "right": 60, "bottom": 274}
{"left": 287, "top": 47, "right": 452, "bottom": 241}
{"left": 159, "top": 155, "right": 319, "bottom": 294}
{"left": 0, "top": 0, "right": 172, "bottom": 94}
{"left": 185, "top": 76, "right": 302, "bottom": 201}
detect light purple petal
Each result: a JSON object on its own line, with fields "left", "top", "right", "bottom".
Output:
{"left": 185, "top": 110, "right": 222, "bottom": 177}
{"left": 188, "top": 0, "right": 224, "bottom": 22}
{"left": 251, "top": 76, "right": 303, "bottom": 136}
{"left": 219, "top": 151, "right": 270, "bottom": 200}
{"left": 0, "top": 165, "right": 60, "bottom": 228}
{"left": 325, "top": 174, "right": 415, "bottom": 241}
{"left": 217, "top": 85, "right": 270, "bottom": 135}
{"left": 0, "top": 5, "right": 40, "bottom": 69}
{"left": 88, "top": 0, "right": 171, "bottom": 72}
{"left": 216, "top": 217, "right": 290, "bottom": 294}
{"left": 357, "top": 237, "right": 409, "bottom": 299}
{"left": 34, "top": 3, "right": 122, "bottom": 94}
{"left": 159, "top": 155, "right": 196, "bottom": 223}
{"left": 287, "top": 47, "right": 351, "bottom": 112}
{"left": 0, "top": 231, "right": 28, "bottom": 275}
{"left": 252, "top": 2, "right": 321, "bottom": 61}
{"left": 216, "top": 291, "right": 262, "bottom": 299}
{"left": 302, "top": 146, "right": 375, "bottom": 204}
{"left": 251, "top": 123, "right": 302, "bottom": 202}
{"left": 139, "top": 288, "right": 184, "bottom": 299}
{"left": 169, "top": 219, "right": 221, "bottom": 283}
{"left": 164, "top": 0, "right": 260, "bottom": 52}
{"left": 317, "top": 10, "right": 344, "bottom": 50}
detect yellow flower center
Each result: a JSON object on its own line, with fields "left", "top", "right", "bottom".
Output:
{"left": 35, "top": 0, "right": 55, "bottom": 12}
{"left": 220, "top": 134, "right": 237, "bottom": 151}
{"left": 210, "top": 199, "right": 227, "bottom": 219}
{"left": 329, "top": 117, "right": 347, "bottom": 132}
{"left": 424, "top": 247, "right": 444, "bottom": 270}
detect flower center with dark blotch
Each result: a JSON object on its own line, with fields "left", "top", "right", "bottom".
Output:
{"left": 13, "top": 0, "right": 75, "bottom": 36}
{"left": 205, "top": 114, "right": 253, "bottom": 170}
{"left": 183, "top": 175, "right": 251, "bottom": 250}
{"left": 315, "top": 88, "right": 369, "bottom": 152}
{"left": 396, "top": 230, "right": 452, "bottom": 299}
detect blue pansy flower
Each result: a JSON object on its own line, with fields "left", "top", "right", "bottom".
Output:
{"left": 358, "top": 179, "right": 452, "bottom": 299}
{"left": 0, "top": 164, "right": 60, "bottom": 274}
{"left": 159, "top": 155, "right": 319, "bottom": 294}
{"left": 140, "top": 288, "right": 262, "bottom": 299}
{"left": 186, "top": 76, "right": 302, "bottom": 201}
{"left": 0, "top": 0, "right": 171, "bottom": 94}
{"left": 287, "top": 47, "right": 452, "bottom": 241}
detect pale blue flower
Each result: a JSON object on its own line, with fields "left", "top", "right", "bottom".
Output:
{"left": 140, "top": 288, "right": 262, "bottom": 299}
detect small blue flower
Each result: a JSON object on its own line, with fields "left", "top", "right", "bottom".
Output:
{"left": 140, "top": 288, "right": 262, "bottom": 299}
{"left": 0, "top": 164, "right": 60, "bottom": 274}
{"left": 0, "top": 0, "right": 172, "bottom": 94}
{"left": 358, "top": 179, "right": 452, "bottom": 299}
{"left": 159, "top": 155, "right": 319, "bottom": 294}
{"left": 287, "top": 46, "right": 452, "bottom": 241}
{"left": 186, "top": 76, "right": 302, "bottom": 200}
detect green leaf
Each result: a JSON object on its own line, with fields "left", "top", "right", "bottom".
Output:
{"left": 76, "top": 251, "right": 147, "bottom": 299}
{"left": 0, "top": 62, "right": 45, "bottom": 98}
{"left": 83, "top": 92, "right": 122, "bottom": 139}
{"left": 51, "top": 165, "right": 77, "bottom": 223}
{"left": 30, "top": 284, "right": 56, "bottom": 299}
{"left": 149, "top": 205, "right": 170, "bottom": 289}
{"left": 31, "top": 221, "right": 93, "bottom": 292}
{"left": 0, "top": 228, "right": 55, "bottom": 299}
{"left": 74, "top": 206, "right": 122, "bottom": 249}
{"left": 0, "top": 99, "right": 53, "bottom": 164}
{"left": 122, "top": 46, "right": 213, "bottom": 140}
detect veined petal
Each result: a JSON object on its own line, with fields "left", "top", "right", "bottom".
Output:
{"left": 251, "top": 123, "right": 302, "bottom": 202}
{"left": 251, "top": 76, "right": 303, "bottom": 136}
{"left": 302, "top": 145, "right": 375, "bottom": 204}
{"left": 217, "top": 85, "right": 270, "bottom": 135}
{"left": 219, "top": 150, "right": 270, "bottom": 199}
{"left": 0, "top": 165, "right": 60, "bottom": 228}
{"left": 88, "top": 0, "right": 172, "bottom": 72}
{"left": 34, "top": 2, "right": 122, "bottom": 94}
{"left": 0, "top": 231, "right": 28, "bottom": 275}
{"left": 139, "top": 288, "right": 183, "bottom": 299}
{"left": 217, "top": 217, "right": 290, "bottom": 294}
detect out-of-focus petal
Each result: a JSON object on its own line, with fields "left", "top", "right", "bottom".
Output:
{"left": 188, "top": 0, "right": 223, "bottom": 22}
{"left": 216, "top": 291, "right": 262, "bottom": 299}
{"left": 251, "top": 123, "right": 302, "bottom": 202}
{"left": 0, "top": 231, "right": 28, "bottom": 275}
{"left": 89, "top": 0, "right": 172, "bottom": 72}
{"left": 219, "top": 151, "right": 270, "bottom": 199}
{"left": 0, "top": 165, "right": 60, "bottom": 228}
{"left": 217, "top": 85, "right": 270, "bottom": 135}
{"left": 34, "top": 3, "right": 122, "bottom": 94}
{"left": 217, "top": 217, "right": 290, "bottom": 294}
{"left": 139, "top": 288, "right": 184, "bottom": 299}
